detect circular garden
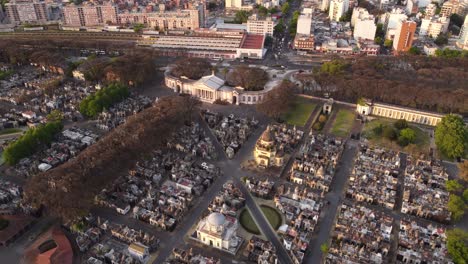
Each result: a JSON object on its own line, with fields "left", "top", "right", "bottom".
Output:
{"left": 239, "top": 205, "right": 282, "bottom": 235}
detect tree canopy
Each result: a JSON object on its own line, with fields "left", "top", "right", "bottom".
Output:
{"left": 257, "top": 80, "right": 297, "bottom": 120}
{"left": 226, "top": 65, "right": 269, "bottom": 91}
{"left": 3, "top": 121, "right": 63, "bottom": 165}
{"left": 24, "top": 96, "right": 191, "bottom": 220}
{"left": 447, "top": 228, "right": 468, "bottom": 264}
{"left": 79, "top": 83, "right": 129, "bottom": 118}
{"left": 171, "top": 58, "right": 211, "bottom": 80}
{"left": 435, "top": 114, "right": 468, "bottom": 159}
{"left": 234, "top": 10, "right": 250, "bottom": 23}
{"left": 459, "top": 160, "right": 468, "bottom": 182}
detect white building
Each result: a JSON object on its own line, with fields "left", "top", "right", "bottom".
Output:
{"left": 226, "top": 0, "right": 243, "bottom": 9}
{"left": 424, "top": 3, "right": 437, "bottom": 18}
{"left": 420, "top": 16, "right": 450, "bottom": 37}
{"left": 196, "top": 212, "right": 240, "bottom": 252}
{"left": 247, "top": 14, "right": 276, "bottom": 36}
{"left": 321, "top": 0, "right": 330, "bottom": 11}
{"left": 352, "top": 8, "right": 376, "bottom": 41}
{"left": 384, "top": 8, "right": 408, "bottom": 39}
{"left": 457, "top": 14, "right": 468, "bottom": 49}
{"left": 128, "top": 243, "right": 149, "bottom": 263}
{"left": 329, "top": 0, "right": 349, "bottom": 22}
{"left": 357, "top": 99, "right": 443, "bottom": 126}
{"left": 297, "top": 13, "right": 313, "bottom": 35}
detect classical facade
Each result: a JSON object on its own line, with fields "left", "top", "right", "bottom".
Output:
{"left": 356, "top": 99, "right": 443, "bottom": 126}
{"left": 254, "top": 126, "right": 284, "bottom": 168}
{"left": 196, "top": 212, "right": 240, "bottom": 252}
{"left": 165, "top": 71, "right": 269, "bottom": 105}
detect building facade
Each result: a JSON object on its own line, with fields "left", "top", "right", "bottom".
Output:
{"left": 196, "top": 212, "right": 239, "bottom": 251}
{"left": 165, "top": 71, "right": 269, "bottom": 105}
{"left": 457, "top": 14, "right": 468, "bottom": 49}
{"left": 329, "top": 0, "right": 348, "bottom": 22}
{"left": 297, "top": 13, "right": 312, "bottom": 35}
{"left": 246, "top": 14, "right": 275, "bottom": 36}
{"left": 254, "top": 126, "right": 284, "bottom": 168}
{"left": 393, "top": 20, "right": 416, "bottom": 54}
{"left": 62, "top": 3, "right": 118, "bottom": 27}
{"left": 356, "top": 100, "right": 443, "bottom": 126}
{"left": 420, "top": 16, "right": 450, "bottom": 37}
{"left": 5, "top": 0, "right": 49, "bottom": 24}
{"left": 353, "top": 10, "right": 376, "bottom": 41}
{"left": 293, "top": 34, "right": 315, "bottom": 50}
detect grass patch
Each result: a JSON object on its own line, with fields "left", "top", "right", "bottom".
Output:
{"left": 330, "top": 109, "right": 355, "bottom": 137}
{"left": 362, "top": 117, "right": 431, "bottom": 154}
{"left": 239, "top": 205, "right": 282, "bottom": 235}
{"left": 0, "top": 128, "right": 22, "bottom": 135}
{"left": 282, "top": 97, "right": 316, "bottom": 127}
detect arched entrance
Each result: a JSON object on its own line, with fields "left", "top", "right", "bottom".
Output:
{"left": 176, "top": 85, "right": 181, "bottom": 93}
{"left": 232, "top": 96, "right": 237, "bottom": 105}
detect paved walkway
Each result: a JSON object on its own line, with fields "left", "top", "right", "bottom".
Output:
{"left": 304, "top": 140, "right": 358, "bottom": 263}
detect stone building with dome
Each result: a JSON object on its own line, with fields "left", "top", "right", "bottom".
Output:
{"left": 195, "top": 212, "right": 242, "bottom": 254}
{"left": 254, "top": 126, "right": 285, "bottom": 168}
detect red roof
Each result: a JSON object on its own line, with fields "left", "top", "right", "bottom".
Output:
{"left": 23, "top": 226, "right": 73, "bottom": 264}
{"left": 240, "top": 34, "right": 264, "bottom": 49}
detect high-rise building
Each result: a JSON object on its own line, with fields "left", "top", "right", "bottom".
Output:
{"left": 225, "top": 0, "right": 243, "bottom": 9}
{"left": 456, "top": 15, "right": 468, "bottom": 49}
{"left": 353, "top": 9, "right": 376, "bottom": 41}
{"left": 62, "top": 3, "right": 118, "bottom": 27}
{"left": 5, "top": 0, "right": 49, "bottom": 24}
{"left": 393, "top": 20, "right": 416, "bottom": 54}
{"left": 321, "top": 0, "right": 330, "bottom": 12}
{"left": 420, "top": 16, "right": 450, "bottom": 37}
{"left": 440, "top": 1, "right": 454, "bottom": 17}
{"left": 328, "top": 0, "right": 348, "bottom": 22}
{"left": 424, "top": 3, "right": 437, "bottom": 18}
{"left": 297, "top": 13, "right": 312, "bottom": 35}
{"left": 384, "top": 8, "right": 408, "bottom": 39}
{"left": 246, "top": 14, "right": 276, "bottom": 35}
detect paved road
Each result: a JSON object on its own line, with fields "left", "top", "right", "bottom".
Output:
{"left": 304, "top": 140, "right": 358, "bottom": 263}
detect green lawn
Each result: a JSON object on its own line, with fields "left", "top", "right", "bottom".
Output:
{"left": 239, "top": 205, "right": 282, "bottom": 235}
{"left": 362, "top": 118, "right": 431, "bottom": 154}
{"left": 282, "top": 97, "right": 316, "bottom": 127}
{"left": 330, "top": 109, "right": 355, "bottom": 137}
{"left": 0, "top": 128, "right": 22, "bottom": 135}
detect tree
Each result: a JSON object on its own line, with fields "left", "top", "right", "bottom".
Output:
{"left": 320, "top": 243, "right": 329, "bottom": 255}
{"left": 448, "top": 194, "right": 466, "bottom": 221}
{"left": 133, "top": 23, "right": 145, "bottom": 33}
{"left": 258, "top": 6, "right": 268, "bottom": 16}
{"left": 383, "top": 126, "right": 397, "bottom": 140}
{"left": 339, "top": 10, "right": 352, "bottom": 22}
{"left": 376, "top": 23, "right": 384, "bottom": 38}
{"left": 447, "top": 228, "right": 468, "bottom": 264}
{"left": 463, "top": 189, "right": 468, "bottom": 203}
{"left": 268, "top": 7, "right": 279, "bottom": 14}
{"left": 226, "top": 65, "right": 269, "bottom": 91}
{"left": 281, "top": 2, "right": 290, "bottom": 14}
{"left": 170, "top": 58, "right": 211, "bottom": 80}
{"left": 274, "top": 19, "right": 285, "bottom": 35}
{"left": 374, "top": 36, "right": 383, "bottom": 45}
{"left": 458, "top": 160, "right": 468, "bottom": 182}
{"left": 394, "top": 119, "right": 408, "bottom": 130}
{"left": 435, "top": 114, "right": 468, "bottom": 159}
{"left": 435, "top": 34, "right": 449, "bottom": 46}
{"left": 320, "top": 60, "right": 349, "bottom": 75}
{"left": 46, "top": 110, "right": 64, "bottom": 123}
{"left": 257, "top": 80, "right": 297, "bottom": 120}
{"left": 234, "top": 10, "right": 250, "bottom": 23}
{"left": 451, "top": 14, "right": 464, "bottom": 28}
{"left": 384, "top": 39, "right": 393, "bottom": 48}
{"left": 446, "top": 180, "right": 464, "bottom": 193}
{"left": 408, "top": 46, "right": 421, "bottom": 55}
{"left": 398, "top": 128, "right": 416, "bottom": 146}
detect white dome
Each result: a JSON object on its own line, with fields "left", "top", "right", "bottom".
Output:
{"left": 207, "top": 212, "right": 225, "bottom": 227}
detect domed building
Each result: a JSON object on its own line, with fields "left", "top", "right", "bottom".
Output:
{"left": 196, "top": 212, "right": 240, "bottom": 252}
{"left": 254, "top": 126, "right": 284, "bottom": 168}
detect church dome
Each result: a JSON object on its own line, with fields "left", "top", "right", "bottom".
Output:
{"left": 261, "top": 127, "right": 274, "bottom": 142}
{"left": 207, "top": 212, "right": 225, "bottom": 227}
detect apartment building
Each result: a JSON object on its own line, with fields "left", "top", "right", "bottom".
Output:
{"left": 62, "top": 3, "right": 118, "bottom": 27}
{"left": 352, "top": 8, "right": 376, "bottom": 41}
{"left": 420, "top": 16, "right": 450, "bottom": 37}
{"left": 392, "top": 20, "right": 416, "bottom": 54}
{"left": 457, "top": 14, "right": 468, "bottom": 49}
{"left": 5, "top": 0, "right": 49, "bottom": 24}
{"left": 328, "top": 0, "right": 348, "bottom": 22}
{"left": 246, "top": 14, "right": 275, "bottom": 35}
